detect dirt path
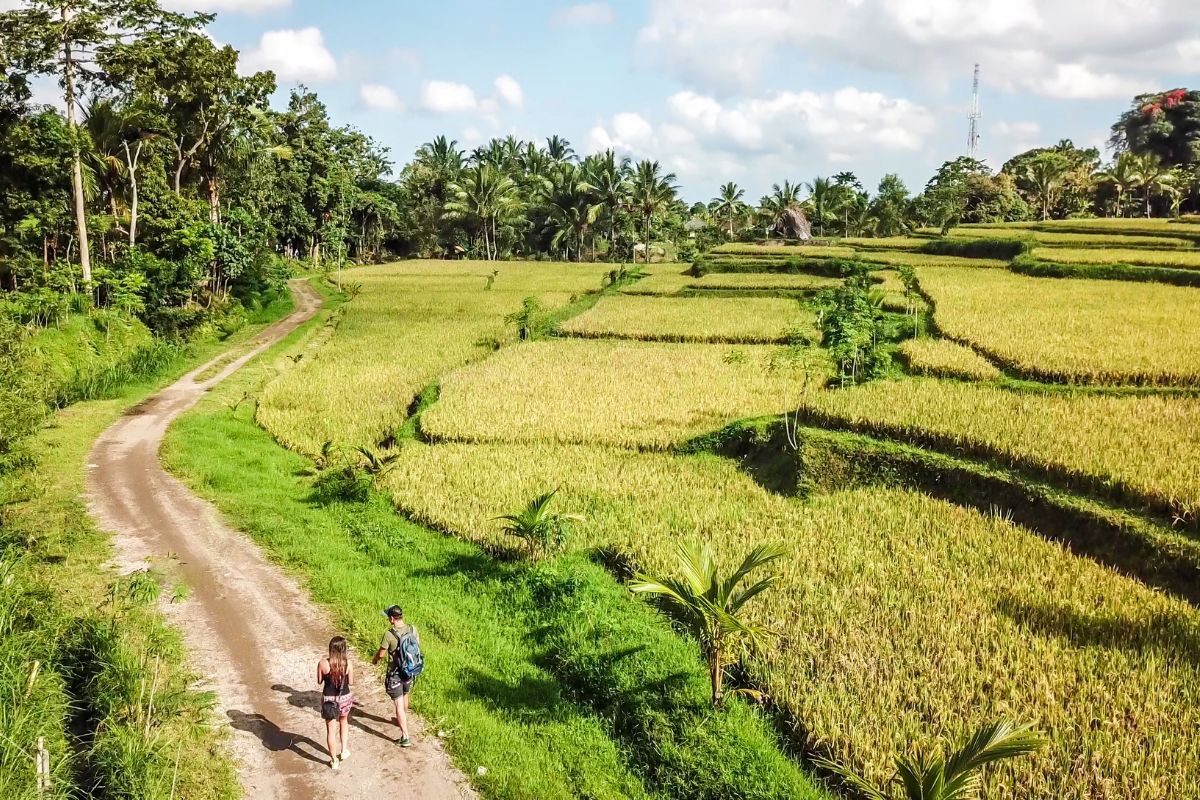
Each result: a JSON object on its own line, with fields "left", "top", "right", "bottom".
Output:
{"left": 86, "top": 281, "right": 474, "bottom": 799}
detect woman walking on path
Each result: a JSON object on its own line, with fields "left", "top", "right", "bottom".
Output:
{"left": 318, "top": 636, "right": 354, "bottom": 770}
{"left": 373, "top": 605, "right": 423, "bottom": 747}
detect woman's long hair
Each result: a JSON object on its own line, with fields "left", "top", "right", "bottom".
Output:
{"left": 328, "top": 636, "right": 349, "bottom": 687}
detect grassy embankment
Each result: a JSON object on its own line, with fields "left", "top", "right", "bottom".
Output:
{"left": 1, "top": 294, "right": 291, "bottom": 800}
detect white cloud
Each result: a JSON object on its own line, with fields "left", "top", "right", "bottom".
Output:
{"left": 420, "top": 76, "right": 527, "bottom": 119}
{"left": 359, "top": 84, "right": 403, "bottom": 111}
{"left": 461, "top": 127, "right": 484, "bottom": 148}
{"left": 494, "top": 75, "right": 524, "bottom": 108}
{"left": 638, "top": 0, "right": 1200, "bottom": 99}
{"left": 420, "top": 80, "right": 479, "bottom": 113}
{"left": 551, "top": 2, "right": 615, "bottom": 27}
{"left": 992, "top": 121, "right": 1041, "bottom": 141}
{"left": 241, "top": 27, "right": 337, "bottom": 82}
{"left": 1028, "top": 63, "right": 1146, "bottom": 100}
{"left": 162, "top": 0, "right": 290, "bottom": 11}
{"left": 590, "top": 85, "right": 934, "bottom": 195}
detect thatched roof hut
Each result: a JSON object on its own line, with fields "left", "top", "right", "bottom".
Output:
{"left": 772, "top": 205, "right": 812, "bottom": 240}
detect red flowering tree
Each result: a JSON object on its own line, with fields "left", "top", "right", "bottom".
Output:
{"left": 1111, "top": 88, "right": 1200, "bottom": 167}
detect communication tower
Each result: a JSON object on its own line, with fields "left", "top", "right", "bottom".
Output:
{"left": 967, "top": 64, "right": 982, "bottom": 158}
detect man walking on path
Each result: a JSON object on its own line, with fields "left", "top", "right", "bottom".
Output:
{"left": 374, "top": 605, "right": 422, "bottom": 747}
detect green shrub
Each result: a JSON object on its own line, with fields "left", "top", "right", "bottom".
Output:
{"left": 312, "top": 464, "right": 372, "bottom": 503}
{"left": 920, "top": 237, "right": 1032, "bottom": 260}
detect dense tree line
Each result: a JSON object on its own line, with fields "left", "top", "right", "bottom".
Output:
{"left": 0, "top": 0, "right": 396, "bottom": 337}
{"left": 3, "top": 2, "right": 1199, "bottom": 336}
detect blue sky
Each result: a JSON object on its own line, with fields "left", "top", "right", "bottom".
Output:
{"left": 155, "top": 1, "right": 1200, "bottom": 200}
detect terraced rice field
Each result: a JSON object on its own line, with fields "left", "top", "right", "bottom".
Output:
{"left": 687, "top": 273, "right": 843, "bottom": 291}
{"left": 251, "top": 249, "right": 1200, "bottom": 799}
{"left": 898, "top": 337, "right": 1002, "bottom": 381}
{"left": 382, "top": 442, "right": 1200, "bottom": 800}
{"left": 257, "top": 260, "right": 612, "bottom": 453}
{"left": 947, "top": 228, "right": 1194, "bottom": 249}
{"left": 856, "top": 251, "right": 1007, "bottom": 269}
{"left": 558, "top": 295, "right": 812, "bottom": 343}
{"left": 709, "top": 244, "right": 857, "bottom": 258}
{"left": 916, "top": 266, "right": 1200, "bottom": 385}
{"left": 839, "top": 236, "right": 926, "bottom": 250}
{"left": 1032, "top": 247, "right": 1200, "bottom": 270}
{"left": 422, "top": 339, "right": 821, "bottom": 449}
{"left": 803, "top": 378, "right": 1200, "bottom": 525}
{"left": 619, "top": 268, "right": 693, "bottom": 296}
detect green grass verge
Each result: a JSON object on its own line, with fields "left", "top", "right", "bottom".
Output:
{"left": 0, "top": 296, "right": 293, "bottom": 800}
{"left": 160, "top": 292, "right": 831, "bottom": 800}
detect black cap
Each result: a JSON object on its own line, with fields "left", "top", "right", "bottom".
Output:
{"left": 383, "top": 605, "right": 403, "bottom": 619}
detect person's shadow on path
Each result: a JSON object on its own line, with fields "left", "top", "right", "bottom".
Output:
{"left": 227, "top": 709, "right": 328, "bottom": 765}
{"left": 271, "top": 684, "right": 397, "bottom": 743}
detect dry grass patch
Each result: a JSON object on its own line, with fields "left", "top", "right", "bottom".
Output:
{"left": 558, "top": 294, "right": 812, "bottom": 343}
{"left": 917, "top": 266, "right": 1200, "bottom": 385}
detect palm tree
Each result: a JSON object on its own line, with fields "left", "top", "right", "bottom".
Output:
{"left": 418, "top": 135, "right": 463, "bottom": 178}
{"left": 1163, "top": 167, "right": 1191, "bottom": 217}
{"left": 628, "top": 160, "right": 678, "bottom": 262}
{"left": 712, "top": 182, "right": 745, "bottom": 239}
{"left": 629, "top": 540, "right": 787, "bottom": 707}
{"left": 538, "top": 162, "right": 602, "bottom": 260}
{"left": 1096, "top": 152, "right": 1142, "bottom": 217}
{"left": 815, "top": 720, "right": 1045, "bottom": 800}
{"left": 582, "top": 149, "right": 630, "bottom": 259}
{"left": 805, "top": 176, "right": 836, "bottom": 236}
{"left": 444, "top": 164, "right": 522, "bottom": 260}
{"left": 832, "top": 172, "right": 864, "bottom": 236}
{"left": 1133, "top": 153, "right": 1173, "bottom": 217}
{"left": 1024, "top": 151, "right": 1072, "bottom": 220}
{"left": 492, "top": 489, "right": 582, "bottom": 560}
{"left": 83, "top": 100, "right": 128, "bottom": 232}
{"left": 545, "top": 135, "right": 576, "bottom": 164}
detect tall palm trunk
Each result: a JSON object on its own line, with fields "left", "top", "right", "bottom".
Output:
{"left": 643, "top": 213, "right": 652, "bottom": 264}
{"left": 207, "top": 179, "right": 220, "bottom": 225}
{"left": 123, "top": 140, "right": 141, "bottom": 245}
{"left": 62, "top": 10, "right": 91, "bottom": 287}
{"left": 708, "top": 640, "right": 724, "bottom": 707}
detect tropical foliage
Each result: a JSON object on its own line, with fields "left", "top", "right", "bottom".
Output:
{"left": 629, "top": 540, "right": 787, "bottom": 706}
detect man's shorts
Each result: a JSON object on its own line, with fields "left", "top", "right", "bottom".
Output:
{"left": 386, "top": 677, "right": 415, "bottom": 699}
